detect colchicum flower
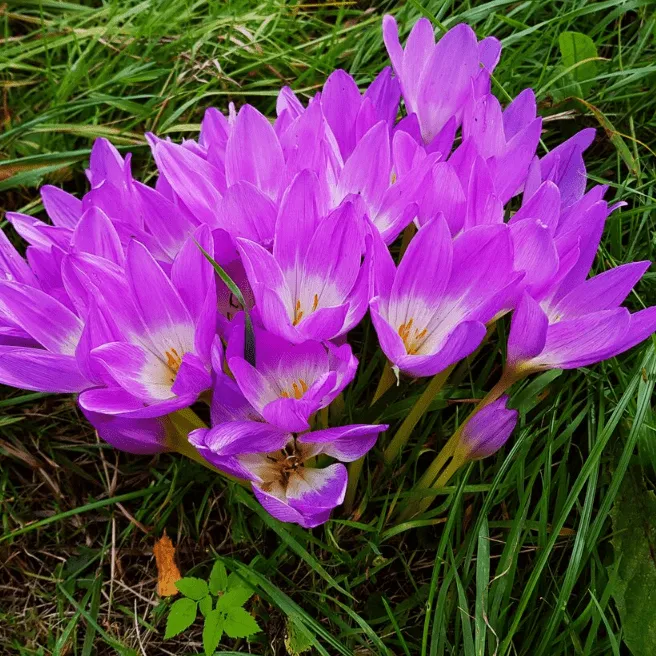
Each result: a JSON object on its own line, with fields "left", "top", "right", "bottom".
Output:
{"left": 225, "top": 314, "right": 358, "bottom": 432}
{"left": 370, "top": 216, "right": 520, "bottom": 377}
{"left": 237, "top": 198, "right": 371, "bottom": 344}
{"left": 189, "top": 371, "right": 386, "bottom": 527}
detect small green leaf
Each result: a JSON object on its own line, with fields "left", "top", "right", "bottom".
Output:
{"left": 196, "top": 243, "right": 255, "bottom": 366}
{"left": 175, "top": 577, "right": 209, "bottom": 600}
{"left": 202, "top": 608, "right": 225, "bottom": 656}
{"left": 223, "top": 606, "right": 261, "bottom": 639}
{"left": 216, "top": 586, "right": 254, "bottom": 611}
{"left": 284, "top": 617, "right": 315, "bottom": 654}
{"left": 558, "top": 31, "right": 598, "bottom": 95}
{"left": 199, "top": 595, "right": 213, "bottom": 617}
{"left": 209, "top": 561, "right": 228, "bottom": 596}
{"left": 164, "top": 598, "right": 197, "bottom": 639}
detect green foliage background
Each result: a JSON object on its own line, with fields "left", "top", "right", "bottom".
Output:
{"left": 0, "top": 1, "right": 655, "bottom": 654}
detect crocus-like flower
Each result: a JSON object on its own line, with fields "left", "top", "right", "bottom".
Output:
{"left": 455, "top": 395, "right": 518, "bottom": 461}
{"left": 225, "top": 315, "right": 358, "bottom": 432}
{"left": 189, "top": 377, "right": 387, "bottom": 527}
{"left": 237, "top": 197, "right": 371, "bottom": 344}
{"left": 319, "top": 68, "right": 401, "bottom": 160}
{"left": 192, "top": 424, "right": 385, "bottom": 527}
{"left": 383, "top": 15, "right": 498, "bottom": 146}
{"left": 75, "top": 229, "right": 216, "bottom": 419}
{"left": 524, "top": 128, "right": 596, "bottom": 210}
{"left": 462, "top": 90, "right": 542, "bottom": 203}
{"left": 507, "top": 271, "right": 656, "bottom": 373}
{"left": 0, "top": 274, "right": 89, "bottom": 392}
{"left": 370, "top": 216, "right": 521, "bottom": 377}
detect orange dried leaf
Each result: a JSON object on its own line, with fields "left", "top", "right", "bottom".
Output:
{"left": 153, "top": 532, "right": 181, "bottom": 597}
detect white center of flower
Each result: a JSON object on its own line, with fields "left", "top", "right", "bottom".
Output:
{"left": 398, "top": 318, "right": 428, "bottom": 355}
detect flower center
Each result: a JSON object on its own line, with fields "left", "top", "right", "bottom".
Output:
{"left": 292, "top": 294, "right": 320, "bottom": 326}
{"left": 280, "top": 378, "right": 309, "bottom": 399}
{"left": 398, "top": 318, "right": 428, "bottom": 355}
{"left": 260, "top": 440, "right": 308, "bottom": 491}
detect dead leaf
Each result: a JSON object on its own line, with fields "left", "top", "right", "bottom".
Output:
{"left": 153, "top": 531, "right": 181, "bottom": 597}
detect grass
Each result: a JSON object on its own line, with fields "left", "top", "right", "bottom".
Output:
{"left": 1, "top": 0, "right": 655, "bottom": 654}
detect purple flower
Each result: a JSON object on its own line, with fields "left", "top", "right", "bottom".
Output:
{"left": 505, "top": 172, "right": 655, "bottom": 372}
{"left": 524, "top": 129, "right": 597, "bottom": 210}
{"left": 462, "top": 91, "right": 542, "bottom": 203}
{"left": 74, "top": 228, "right": 216, "bottom": 419}
{"left": 320, "top": 68, "right": 401, "bottom": 160}
{"left": 456, "top": 396, "right": 517, "bottom": 461}
{"left": 0, "top": 276, "right": 89, "bottom": 392}
{"left": 370, "top": 217, "right": 521, "bottom": 377}
{"left": 186, "top": 345, "right": 385, "bottom": 526}
{"left": 507, "top": 269, "right": 656, "bottom": 373}
{"left": 82, "top": 408, "right": 169, "bottom": 454}
{"left": 237, "top": 198, "right": 372, "bottom": 344}
{"left": 191, "top": 424, "right": 384, "bottom": 528}
{"left": 189, "top": 376, "right": 386, "bottom": 527}
{"left": 383, "top": 16, "right": 496, "bottom": 146}
{"left": 225, "top": 315, "right": 358, "bottom": 432}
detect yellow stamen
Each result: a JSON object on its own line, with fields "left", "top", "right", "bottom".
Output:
{"left": 398, "top": 318, "right": 413, "bottom": 344}
{"left": 281, "top": 378, "right": 309, "bottom": 400}
{"left": 293, "top": 299, "right": 304, "bottom": 326}
{"left": 165, "top": 347, "right": 182, "bottom": 373}
{"left": 312, "top": 293, "right": 319, "bottom": 312}
{"left": 398, "top": 319, "right": 428, "bottom": 355}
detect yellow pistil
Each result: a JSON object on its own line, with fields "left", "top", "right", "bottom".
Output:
{"left": 398, "top": 319, "right": 428, "bottom": 355}
{"left": 280, "top": 378, "right": 309, "bottom": 399}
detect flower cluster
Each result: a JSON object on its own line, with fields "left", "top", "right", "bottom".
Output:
{"left": 1, "top": 16, "right": 654, "bottom": 527}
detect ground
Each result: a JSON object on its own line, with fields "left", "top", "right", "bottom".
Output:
{"left": 1, "top": 1, "right": 655, "bottom": 655}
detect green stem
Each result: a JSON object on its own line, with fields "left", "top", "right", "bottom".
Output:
{"left": 400, "top": 368, "right": 526, "bottom": 519}
{"left": 383, "top": 365, "right": 454, "bottom": 465}
{"left": 166, "top": 409, "right": 248, "bottom": 486}
{"left": 343, "top": 361, "right": 397, "bottom": 514}
{"left": 404, "top": 452, "right": 468, "bottom": 520}
{"left": 373, "top": 360, "right": 397, "bottom": 404}
{"left": 343, "top": 456, "right": 365, "bottom": 515}
{"left": 398, "top": 223, "right": 417, "bottom": 260}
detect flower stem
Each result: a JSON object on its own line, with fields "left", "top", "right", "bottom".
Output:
{"left": 343, "top": 456, "right": 365, "bottom": 515}
{"left": 400, "top": 451, "right": 468, "bottom": 520}
{"left": 383, "top": 365, "right": 454, "bottom": 465}
{"left": 398, "top": 223, "right": 417, "bottom": 260}
{"left": 373, "top": 360, "right": 397, "bottom": 404}
{"left": 343, "top": 360, "right": 397, "bottom": 514}
{"left": 399, "top": 368, "right": 525, "bottom": 519}
{"left": 166, "top": 409, "right": 248, "bottom": 486}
